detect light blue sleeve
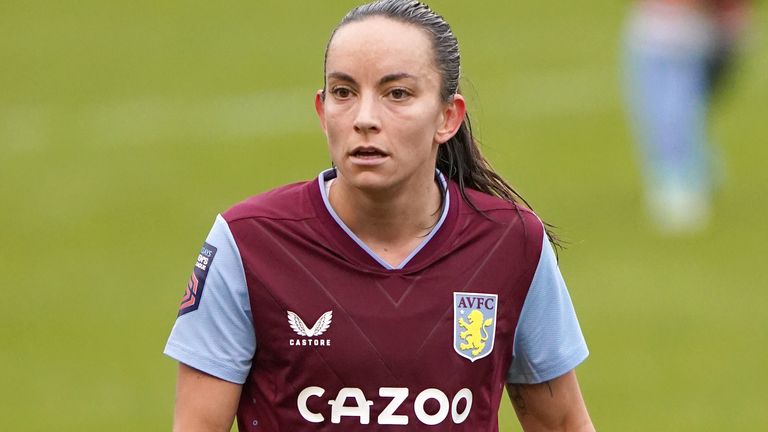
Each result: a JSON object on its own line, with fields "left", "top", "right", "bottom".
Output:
{"left": 506, "top": 234, "right": 589, "bottom": 384}
{"left": 164, "top": 214, "right": 256, "bottom": 384}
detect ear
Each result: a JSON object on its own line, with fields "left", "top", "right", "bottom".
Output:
{"left": 434, "top": 93, "right": 467, "bottom": 145}
{"left": 315, "top": 89, "right": 328, "bottom": 135}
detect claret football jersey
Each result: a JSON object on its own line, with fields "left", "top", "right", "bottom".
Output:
{"left": 165, "top": 169, "right": 588, "bottom": 431}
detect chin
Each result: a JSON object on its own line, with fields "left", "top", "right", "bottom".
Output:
{"left": 339, "top": 168, "right": 395, "bottom": 192}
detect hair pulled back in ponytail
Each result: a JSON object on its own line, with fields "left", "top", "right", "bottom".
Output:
{"left": 324, "top": 0, "right": 560, "bottom": 247}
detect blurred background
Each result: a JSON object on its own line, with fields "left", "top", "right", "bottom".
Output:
{"left": 1, "top": 1, "right": 765, "bottom": 430}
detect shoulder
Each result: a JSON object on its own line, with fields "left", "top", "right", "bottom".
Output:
{"left": 223, "top": 180, "right": 317, "bottom": 223}
{"left": 453, "top": 185, "right": 546, "bottom": 256}
{"left": 460, "top": 187, "right": 543, "bottom": 230}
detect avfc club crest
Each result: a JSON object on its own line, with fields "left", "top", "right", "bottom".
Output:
{"left": 453, "top": 292, "right": 498, "bottom": 362}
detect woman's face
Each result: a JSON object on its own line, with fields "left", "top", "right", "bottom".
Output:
{"left": 316, "top": 17, "right": 464, "bottom": 193}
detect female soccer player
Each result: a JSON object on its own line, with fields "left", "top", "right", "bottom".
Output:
{"left": 165, "top": 1, "right": 594, "bottom": 430}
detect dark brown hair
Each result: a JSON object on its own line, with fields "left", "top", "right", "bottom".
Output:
{"left": 324, "top": 0, "right": 560, "bottom": 247}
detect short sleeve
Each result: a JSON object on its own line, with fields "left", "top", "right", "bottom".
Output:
{"left": 506, "top": 234, "right": 589, "bottom": 384}
{"left": 164, "top": 214, "right": 256, "bottom": 384}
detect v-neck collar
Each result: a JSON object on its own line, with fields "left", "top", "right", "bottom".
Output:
{"left": 315, "top": 168, "right": 451, "bottom": 271}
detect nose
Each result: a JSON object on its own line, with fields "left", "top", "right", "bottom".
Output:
{"left": 353, "top": 92, "right": 380, "bottom": 134}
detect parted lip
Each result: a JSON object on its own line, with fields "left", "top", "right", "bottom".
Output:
{"left": 349, "top": 145, "right": 390, "bottom": 156}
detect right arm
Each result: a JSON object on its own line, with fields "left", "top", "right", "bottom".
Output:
{"left": 164, "top": 216, "right": 256, "bottom": 431}
{"left": 173, "top": 363, "right": 242, "bottom": 432}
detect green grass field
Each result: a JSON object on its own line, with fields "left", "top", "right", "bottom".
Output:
{"left": 1, "top": 1, "right": 766, "bottom": 430}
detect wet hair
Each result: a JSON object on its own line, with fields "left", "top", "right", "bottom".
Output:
{"left": 323, "top": 0, "right": 560, "bottom": 247}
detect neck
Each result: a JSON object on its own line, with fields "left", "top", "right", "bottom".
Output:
{"left": 328, "top": 170, "right": 443, "bottom": 249}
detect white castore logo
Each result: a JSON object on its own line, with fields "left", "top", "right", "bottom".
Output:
{"left": 287, "top": 310, "right": 333, "bottom": 347}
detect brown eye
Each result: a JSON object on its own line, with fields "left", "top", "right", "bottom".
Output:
{"left": 388, "top": 88, "right": 410, "bottom": 100}
{"left": 332, "top": 87, "right": 353, "bottom": 99}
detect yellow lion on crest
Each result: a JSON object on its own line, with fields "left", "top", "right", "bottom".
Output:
{"left": 458, "top": 309, "right": 493, "bottom": 357}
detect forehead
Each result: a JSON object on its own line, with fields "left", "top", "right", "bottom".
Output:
{"left": 326, "top": 17, "right": 437, "bottom": 78}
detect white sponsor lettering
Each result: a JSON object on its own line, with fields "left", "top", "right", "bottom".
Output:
{"left": 328, "top": 388, "right": 374, "bottom": 424}
{"left": 296, "top": 386, "right": 473, "bottom": 425}
{"left": 378, "top": 387, "right": 409, "bottom": 425}
{"left": 297, "top": 386, "right": 325, "bottom": 423}
{"left": 414, "top": 388, "right": 450, "bottom": 425}
{"left": 451, "top": 388, "right": 473, "bottom": 423}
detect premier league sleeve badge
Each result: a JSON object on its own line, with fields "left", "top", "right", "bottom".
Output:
{"left": 178, "top": 242, "right": 218, "bottom": 317}
{"left": 453, "top": 292, "right": 498, "bottom": 362}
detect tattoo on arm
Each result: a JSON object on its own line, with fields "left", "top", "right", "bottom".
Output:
{"left": 509, "top": 380, "right": 554, "bottom": 416}
{"left": 509, "top": 384, "right": 527, "bottom": 415}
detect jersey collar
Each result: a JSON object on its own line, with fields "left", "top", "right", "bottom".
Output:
{"left": 314, "top": 168, "right": 453, "bottom": 271}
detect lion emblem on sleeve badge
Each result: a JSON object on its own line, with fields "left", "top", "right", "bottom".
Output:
{"left": 453, "top": 292, "right": 498, "bottom": 362}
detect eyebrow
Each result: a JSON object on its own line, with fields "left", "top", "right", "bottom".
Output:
{"left": 378, "top": 72, "right": 416, "bottom": 86}
{"left": 326, "top": 72, "right": 417, "bottom": 86}
{"left": 327, "top": 71, "right": 356, "bottom": 84}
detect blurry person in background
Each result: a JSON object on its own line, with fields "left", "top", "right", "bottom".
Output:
{"left": 622, "top": 0, "right": 751, "bottom": 234}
